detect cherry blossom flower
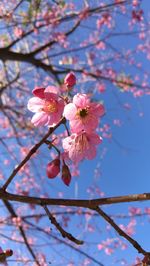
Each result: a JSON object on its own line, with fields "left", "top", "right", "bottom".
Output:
{"left": 62, "top": 131, "right": 102, "bottom": 163}
{"left": 96, "top": 41, "right": 106, "bottom": 50}
{"left": 145, "top": 207, "right": 150, "bottom": 215}
{"left": 129, "top": 207, "right": 141, "bottom": 216}
{"left": 27, "top": 86, "right": 64, "bottom": 127}
{"left": 97, "top": 83, "right": 106, "bottom": 93}
{"left": 14, "top": 27, "right": 23, "bottom": 38}
{"left": 105, "top": 247, "right": 114, "bottom": 255}
{"left": 63, "top": 93, "right": 105, "bottom": 133}
{"left": 97, "top": 244, "right": 103, "bottom": 251}
{"left": 12, "top": 217, "right": 22, "bottom": 227}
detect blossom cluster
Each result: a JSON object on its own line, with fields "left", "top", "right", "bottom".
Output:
{"left": 27, "top": 72, "right": 105, "bottom": 185}
{"left": 62, "top": 93, "right": 105, "bottom": 163}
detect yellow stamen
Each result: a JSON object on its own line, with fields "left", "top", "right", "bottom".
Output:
{"left": 43, "top": 100, "right": 57, "bottom": 113}
{"left": 76, "top": 133, "right": 89, "bottom": 153}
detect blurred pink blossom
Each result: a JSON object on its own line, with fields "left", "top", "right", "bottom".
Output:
{"left": 14, "top": 27, "right": 23, "bottom": 38}
{"left": 129, "top": 207, "right": 141, "bottom": 216}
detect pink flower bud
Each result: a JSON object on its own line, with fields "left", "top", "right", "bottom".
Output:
{"left": 61, "top": 163, "right": 71, "bottom": 186}
{"left": 64, "top": 72, "right": 76, "bottom": 87}
{"left": 46, "top": 158, "right": 60, "bottom": 179}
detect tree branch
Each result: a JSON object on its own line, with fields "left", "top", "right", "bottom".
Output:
{"left": 42, "top": 204, "right": 84, "bottom": 245}
{"left": 92, "top": 206, "right": 150, "bottom": 257}
{"left": 0, "top": 190, "right": 150, "bottom": 208}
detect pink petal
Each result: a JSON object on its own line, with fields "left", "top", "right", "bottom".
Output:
{"left": 91, "top": 103, "right": 105, "bottom": 117}
{"left": 73, "top": 93, "right": 90, "bottom": 108}
{"left": 89, "top": 133, "right": 102, "bottom": 145}
{"left": 63, "top": 103, "right": 77, "bottom": 120}
{"left": 32, "top": 87, "right": 45, "bottom": 99}
{"left": 69, "top": 148, "right": 83, "bottom": 163}
{"left": 86, "top": 146, "right": 97, "bottom": 160}
{"left": 45, "top": 86, "right": 59, "bottom": 94}
{"left": 83, "top": 115, "right": 98, "bottom": 132}
{"left": 47, "top": 112, "right": 61, "bottom": 126}
{"left": 44, "top": 92, "right": 58, "bottom": 101}
{"left": 97, "top": 103, "right": 105, "bottom": 116}
{"left": 62, "top": 136, "right": 72, "bottom": 150}
{"left": 70, "top": 119, "right": 84, "bottom": 133}
{"left": 27, "top": 97, "right": 44, "bottom": 112}
{"left": 57, "top": 98, "right": 65, "bottom": 114}
{"left": 31, "top": 112, "right": 48, "bottom": 126}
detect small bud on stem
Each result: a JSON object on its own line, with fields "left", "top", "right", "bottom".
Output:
{"left": 62, "top": 162, "right": 72, "bottom": 186}
{"left": 64, "top": 72, "right": 76, "bottom": 88}
{"left": 46, "top": 158, "right": 60, "bottom": 179}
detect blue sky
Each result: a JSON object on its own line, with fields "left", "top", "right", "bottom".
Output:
{"left": 0, "top": 1, "right": 150, "bottom": 265}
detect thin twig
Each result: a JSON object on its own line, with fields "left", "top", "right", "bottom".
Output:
{"left": 93, "top": 206, "right": 150, "bottom": 257}
{"left": 44, "top": 140, "right": 60, "bottom": 154}
{"left": 63, "top": 122, "right": 70, "bottom": 136}
{"left": 24, "top": 219, "right": 104, "bottom": 266}
{"left": 42, "top": 205, "right": 84, "bottom": 245}
{"left": 2, "top": 117, "right": 65, "bottom": 191}
{"left": 3, "top": 200, "right": 41, "bottom": 266}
